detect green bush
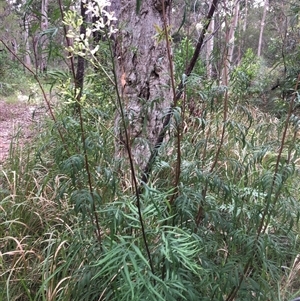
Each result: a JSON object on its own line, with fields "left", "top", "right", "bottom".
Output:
{"left": 1, "top": 5, "right": 300, "bottom": 301}
{"left": 0, "top": 50, "right": 31, "bottom": 97}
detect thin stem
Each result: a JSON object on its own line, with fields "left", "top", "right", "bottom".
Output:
{"left": 196, "top": 18, "right": 229, "bottom": 226}
{"left": 57, "top": 0, "right": 76, "bottom": 80}
{"left": 74, "top": 1, "right": 102, "bottom": 244}
{"left": 162, "top": 1, "right": 176, "bottom": 104}
{"left": 161, "top": 0, "right": 181, "bottom": 205}
{"left": 78, "top": 103, "right": 102, "bottom": 245}
{"left": 107, "top": 33, "right": 155, "bottom": 277}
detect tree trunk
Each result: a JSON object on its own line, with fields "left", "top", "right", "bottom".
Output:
{"left": 75, "top": 0, "right": 87, "bottom": 103}
{"left": 222, "top": 0, "right": 240, "bottom": 84}
{"left": 23, "top": 18, "right": 31, "bottom": 68}
{"left": 243, "top": 0, "right": 248, "bottom": 33}
{"left": 206, "top": 16, "right": 215, "bottom": 78}
{"left": 114, "top": 0, "right": 172, "bottom": 168}
{"left": 257, "top": 0, "right": 268, "bottom": 57}
{"left": 40, "top": 0, "right": 48, "bottom": 72}
{"left": 227, "top": 0, "right": 239, "bottom": 65}
{"left": 237, "top": 0, "right": 248, "bottom": 65}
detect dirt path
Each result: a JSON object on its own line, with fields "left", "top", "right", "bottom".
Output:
{"left": 0, "top": 100, "right": 40, "bottom": 165}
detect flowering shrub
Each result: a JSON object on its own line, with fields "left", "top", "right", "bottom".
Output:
{"left": 63, "top": 0, "right": 117, "bottom": 57}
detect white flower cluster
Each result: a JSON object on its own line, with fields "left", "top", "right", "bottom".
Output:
{"left": 64, "top": 0, "right": 117, "bottom": 57}
{"left": 83, "top": 0, "right": 117, "bottom": 38}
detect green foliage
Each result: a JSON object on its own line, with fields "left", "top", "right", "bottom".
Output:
{"left": 0, "top": 50, "right": 29, "bottom": 97}
{"left": 231, "top": 48, "right": 261, "bottom": 97}
{"left": 1, "top": 2, "right": 300, "bottom": 301}
{"left": 2, "top": 65, "right": 300, "bottom": 300}
{"left": 174, "top": 37, "right": 206, "bottom": 79}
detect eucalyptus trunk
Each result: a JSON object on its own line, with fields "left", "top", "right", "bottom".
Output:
{"left": 206, "top": 16, "right": 215, "bottom": 78}
{"left": 75, "top": 0, "right": 87, "bottom": 102}
{"left": 257, "top": 0, "right": 268, "bottom": 57}
{"left": 237, "top": 0, "right": 248, "bottom": 64}
{"left": 23, "top": 18, "right": 31, "bottom": 68}
{"left": 40, "top": 0, "right": 48, "bottom": 72}
{"left": 227, "top": 0, "right": 239, "bottom": 66}
{"left": 222, "top": 0, "right": 240, "bottom": 84}
{"left": 113, "top": 0, "right": 172, "bottom": 168}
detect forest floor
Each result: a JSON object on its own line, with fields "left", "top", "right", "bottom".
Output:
{"left": 0, "top": 100, "right": 42, "bottom": 165}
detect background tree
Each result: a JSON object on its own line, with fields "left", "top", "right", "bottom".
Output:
{"left": 206, "top": 13, "right": 215, "bottom": 78}
{"left": 257, "top": 0, "right": 268, "bottom": 57}
{"left": 222, "top": 0, "right": 240, "bottom": 83}
{"left": 40, "top": 0, "right": 49, "bottom": 72}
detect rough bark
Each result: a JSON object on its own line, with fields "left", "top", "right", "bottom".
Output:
{"left": 141, "top": 0, "right": 220, "bottom": 185}
{"left": 113, "top": 0, "right": 219, "bottom": 183}
{"left": 114, "top": 0, "right": 172, "bottom": 167}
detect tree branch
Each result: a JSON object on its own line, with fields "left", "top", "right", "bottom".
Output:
{"left": 140, "top": 0, "right": 220, "bottom": 186}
